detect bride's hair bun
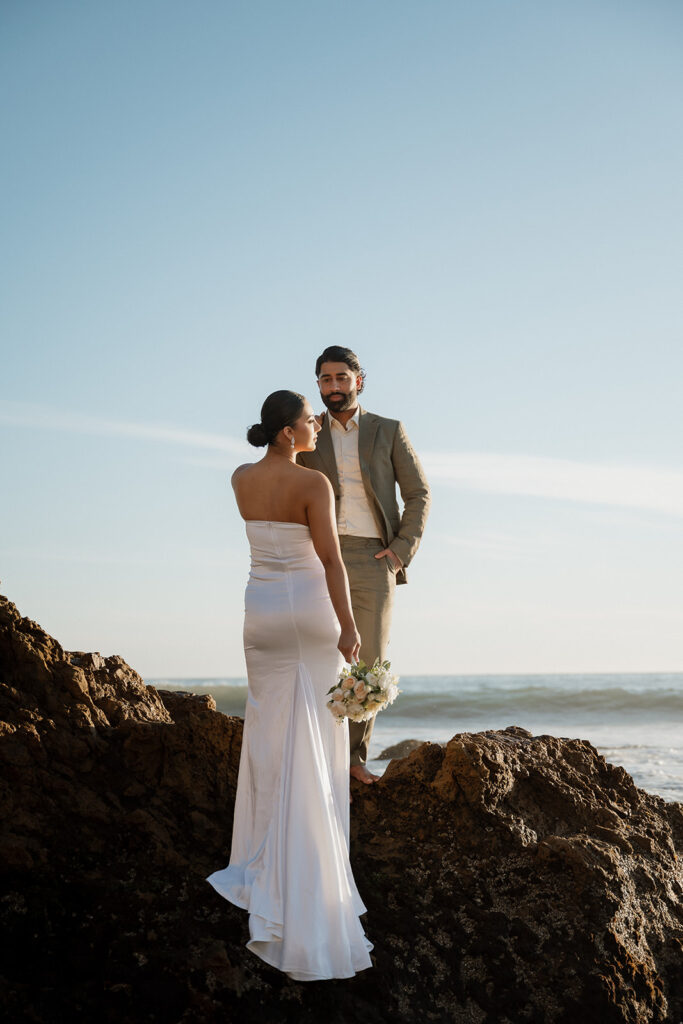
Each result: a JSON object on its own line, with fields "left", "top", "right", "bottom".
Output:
{"left": 246, "top": 390, "right": 305, "bottom": 448}
{"left": 246, "top": 422, "right": 269, "bottom": 447}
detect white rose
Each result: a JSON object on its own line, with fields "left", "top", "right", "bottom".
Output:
{"left": 341, "top": 676, "right": 355, "bottom": 691}
{"left": 353, "top": 680, "right": 369, "bottom": 700}
{"left": 331, "top": 687, "right": 345, "bottom": 702}
{"left": 365, "top": 672, "right": 378, "bottom": 687}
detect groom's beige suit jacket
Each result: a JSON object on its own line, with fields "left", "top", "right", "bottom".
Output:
{"left": 298, "top": 407, "right": 430, "bottom": 584}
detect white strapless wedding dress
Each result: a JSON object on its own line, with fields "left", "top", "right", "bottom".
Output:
{"left": 206, "top": 521, "right": 373, "bottom": 981}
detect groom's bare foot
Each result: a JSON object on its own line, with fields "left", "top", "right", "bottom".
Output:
{"left": 350, "top": 765, "right": 380, "bottom": 785}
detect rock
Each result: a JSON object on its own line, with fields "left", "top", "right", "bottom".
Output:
{"left": 1, "top": 591, "right": 682, "bottom": 1023}
{"left": 377, "top": 738, "right": 425, "bottom": 759}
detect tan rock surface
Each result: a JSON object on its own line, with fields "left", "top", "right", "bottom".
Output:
{"left": 1, "top": 592, "right": 682, "bottom": 1023}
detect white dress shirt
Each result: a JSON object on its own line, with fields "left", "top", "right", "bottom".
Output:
{"left": 329, "top": 411, "right": 380, "bottom": 539}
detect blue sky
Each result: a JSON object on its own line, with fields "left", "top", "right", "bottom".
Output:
{"left": 2, "top": 0, "right": 682, "bottom": 676}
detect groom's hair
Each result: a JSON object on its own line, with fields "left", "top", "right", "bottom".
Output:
{"left": 315, "top": 346, "right": 365, "bottom": 394}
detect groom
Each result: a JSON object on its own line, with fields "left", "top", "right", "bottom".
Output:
{"left": 298, "top": 346, "right": 430, "bottom": 784}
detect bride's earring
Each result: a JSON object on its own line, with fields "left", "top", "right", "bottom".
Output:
{"left": 290, "top": 436, "right": 295, "bottom": 448}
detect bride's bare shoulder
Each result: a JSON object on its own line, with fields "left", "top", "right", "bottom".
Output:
{"left": 298, "top": 465, "right": 334, "bottom": 495}
{"left": 231, "top": 463, "right": 255, "bottom": 486}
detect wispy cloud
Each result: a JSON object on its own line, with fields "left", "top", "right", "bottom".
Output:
{"left": 422, "top": 452, "right": 683, "bottom": 518}
{"left": 4, "top": 402, "right": 683, "bottom": 517}
{"left": 0, "top": 545, "right": 238, "bottom": 568}
{"left": 177, "top": 453, "right": 241, "bottom": 470}
{"left": 0, "top": 400, "right": 248, "bottom": 455}
{"left": 440, "top": 530, "right": 550, "bottom": 560}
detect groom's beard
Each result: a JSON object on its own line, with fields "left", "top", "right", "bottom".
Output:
{"left": 321, "top": 388, "right": 357, "bottom": 414}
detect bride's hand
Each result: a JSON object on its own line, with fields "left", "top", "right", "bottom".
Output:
{"left": 338, "top": 627, "right": 361, "bottom": 664}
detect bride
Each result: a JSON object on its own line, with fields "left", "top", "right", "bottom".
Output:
{"left": 206, "top": 389, "right": 374, "bottom": 981}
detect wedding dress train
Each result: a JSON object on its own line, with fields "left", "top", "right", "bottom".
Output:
{"left": 206, "top": 521, "right": 373, "bottom": 981}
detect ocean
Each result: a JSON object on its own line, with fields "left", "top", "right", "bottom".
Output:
{"left": 148, "top": 673, "right": 683, "bottom": 804}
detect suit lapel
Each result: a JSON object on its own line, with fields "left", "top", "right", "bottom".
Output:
{"left": 357, "top": 407, "right": 379, "bottom": 481}
{"left": 358, "top": 408, "right": 390, "bottom": 543}
{"left": 314, "top": 413, "right": 341, "bottom": 495}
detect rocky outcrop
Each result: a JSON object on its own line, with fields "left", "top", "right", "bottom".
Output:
{"left": 1, "top": 592, "right": 682, "bottom": 1023}
{"left": 378, "top": 737, "right": 424, "bottom": 759}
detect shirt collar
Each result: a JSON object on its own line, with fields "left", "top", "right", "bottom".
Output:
{"left": 328, "top": 408, "right": 360, "bottom": 432}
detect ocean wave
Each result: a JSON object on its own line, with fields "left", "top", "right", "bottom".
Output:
{"left": 384, "top": 686, "right": 683, "bottom": 720}
{"left": 147, "top": 678, "right": 247, "bottom": 692}
{"left": 148, "top": 675, "right": 683, "bottom": 720}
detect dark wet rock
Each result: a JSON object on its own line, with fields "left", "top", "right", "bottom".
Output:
{"left": 377, "top": 737, "right": 424, "bottom": 759}
{"left": 1, "top": 592, "right": 682, "bottom": 1023}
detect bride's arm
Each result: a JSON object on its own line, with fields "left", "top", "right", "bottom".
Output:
{"left": 305, "top": 472, "right": 360, "bottom": 664}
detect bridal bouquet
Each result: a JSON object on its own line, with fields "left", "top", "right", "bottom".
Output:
{"left": 326, "top": 658, "right": 400, "bottom": 723}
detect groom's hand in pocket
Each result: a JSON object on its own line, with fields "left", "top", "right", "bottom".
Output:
{"left": 375, "top": 548, "right": 402, "bottom": 571}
